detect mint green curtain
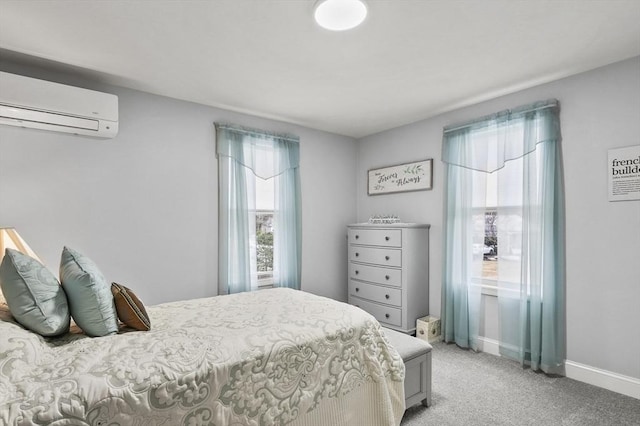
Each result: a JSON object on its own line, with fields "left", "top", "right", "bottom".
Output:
{"left": 441, "top": 100, "right": 565, "bottom": 374}
{"left": 274, "top": 141, "right": 302, "bottom": 289}
{"left": 442, "top": 130, "right": 482, "bottom": 350}
{"left": 217, "top": 127, "right": 252, "bottom": 295}
{"left": 216, "top": 124, "right": 301, "bottom": 294}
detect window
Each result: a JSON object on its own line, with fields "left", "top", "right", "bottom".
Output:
{"left": 442, "top": 100, "right": 565, "bottom": 374}
{"left": 472, "top": 150, "right": 530, "bottom": 294}
{"left": 217, "top": 123, "right": 301, "bottom": 294}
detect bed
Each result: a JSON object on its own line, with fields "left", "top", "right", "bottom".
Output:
{"left": 0, "top": 288, "right": 405, "bottom": 426}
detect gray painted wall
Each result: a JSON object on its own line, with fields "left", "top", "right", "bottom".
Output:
{"left": 356, "top": 57, "right": 640, "bottom": 379}
{"left": 0, "top": 63, "right": 357, "bottom": 305}
{"left": 1, "top": 56, "right": 638, "bottom": 381}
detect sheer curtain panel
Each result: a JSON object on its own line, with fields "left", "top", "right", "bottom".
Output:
{"left": 274, "top": 141, "right": 302, "bottom": 289}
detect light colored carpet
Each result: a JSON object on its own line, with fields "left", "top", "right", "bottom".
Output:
{"left": 401, "top": 342, "right": 640, "bottom": 426}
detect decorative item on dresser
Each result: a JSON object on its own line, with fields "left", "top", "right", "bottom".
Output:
{"left": 347, "top": 223, "right": 429, "bottom": 334}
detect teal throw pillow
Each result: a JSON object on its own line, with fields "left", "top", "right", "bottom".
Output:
{"left": 0, "top": 248, "right": 70, "bottom": 336}
{"left": 60, "top": 246, "right": 118, "bottom": 337}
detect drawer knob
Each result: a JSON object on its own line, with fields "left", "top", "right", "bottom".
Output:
{"left": 355, "top": 287, "right": 360, "bottom": 292}
{"left": 355, "top": 252, "right": 359, "bottom": 257}
{"left": 355, "top": 270, "right": 359, "bottom": 275}
{"left": 385, "top": 275, "right": 390, "bottom": 280}
{"left": 385, "top": 256, "right": 390, "bottom": 261}
{"left": 420, "top": 329, "right": 425, "bottom": 335}
{"left": 385, "top": 294, "right": 390, "bottom": 299}
{"left": 385, "top": 236, "right": 390, "bottom": 241}
{"left": 355, "top": 235, "right": 359, "bottom": 239}
{"left": 385, "top": 313, "right": 390, "bottom": 319}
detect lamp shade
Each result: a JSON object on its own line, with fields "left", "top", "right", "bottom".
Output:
{"left": 0, "top": 228, "right": 42, "bottom": 304}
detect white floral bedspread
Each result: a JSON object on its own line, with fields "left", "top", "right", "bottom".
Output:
{"left": 0, "top": 288, "right": 405, "bottom": 426}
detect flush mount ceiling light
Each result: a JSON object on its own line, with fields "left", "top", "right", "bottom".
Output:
{"left": 314, "top": 0, "right": 368, "bottom": 31}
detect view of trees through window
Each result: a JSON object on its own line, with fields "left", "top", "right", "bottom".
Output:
{"left": 479, "top": 208, "right": 523, "bottom": 285}
{"left": 255, "top": 169, "right": 275, "bottom": 286}
{"left": 256, "top": 212, "right": 274, "bottom": 283}
{"left": 482, "top": 210, "right": 498, "bottom": 280}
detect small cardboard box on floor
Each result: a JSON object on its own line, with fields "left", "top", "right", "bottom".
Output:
{"left": 417, "top": 316, "right": 441, "bottom": 343}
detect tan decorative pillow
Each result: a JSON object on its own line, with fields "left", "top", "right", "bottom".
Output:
{"left": 111, "top": 282, "right": 151, "bottom": 331}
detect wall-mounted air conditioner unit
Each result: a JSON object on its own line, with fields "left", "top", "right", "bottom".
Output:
{"left": 0, "top": 71, "right": 118, "bottom": 139}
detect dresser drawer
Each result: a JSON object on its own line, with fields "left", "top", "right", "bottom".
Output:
{"left": 350, "top": 296, "right": 402, "bottom": 327}
{"left": 349, "top": 263, "right": 402, "bottom": 287}
{"left": 349, "top": 246, "right": 402, "bottom": 267}
{"left": 348, "top": 228, "right": 402, "bottom": 247}
{"left": 349, "top": 280, "right": 402, "bottom": 307}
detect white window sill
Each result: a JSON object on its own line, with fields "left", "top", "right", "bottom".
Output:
{"left": 257, "top": 277, "right": 274, "bottom": 289}
{"left": 472, "top": 278, "right": 498, "bottom": 297}
{"left": 481, "top": 284, "right": 498, "bottom": 297}
{"left": 472, "top": 280, "right": 527, "bottom": 299}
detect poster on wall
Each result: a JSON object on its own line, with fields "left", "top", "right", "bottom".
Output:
{"left": 608, "top": 145, "right": 640, "bottom": 202}
{"left": 368, "top": 159, "right": 433, "bottom": 195}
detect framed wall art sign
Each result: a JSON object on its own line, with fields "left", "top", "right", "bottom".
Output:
{"left": 368, "top": 159, "right": 433, "bottom": 195}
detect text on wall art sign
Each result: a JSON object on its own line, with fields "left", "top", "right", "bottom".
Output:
{"left": 368, "top": 159, "right": 433, "bottom": 195}
{"left": 608, "top": 145, "right": 640, "bottom": 202}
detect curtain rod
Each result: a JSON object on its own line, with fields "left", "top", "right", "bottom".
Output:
{"left": 443, "top": 99, "right": 559, "bottom": 134}
{"left": 215, "top": 123, "right": 300, "bottom": 143}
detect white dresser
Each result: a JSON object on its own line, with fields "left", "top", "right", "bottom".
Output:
{"left": 347, "top": 223, "right": 429, "bottom": 334}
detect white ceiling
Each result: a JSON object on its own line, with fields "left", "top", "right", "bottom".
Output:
{"left": 0, "top": 0, "right": 639, "bottom": 138}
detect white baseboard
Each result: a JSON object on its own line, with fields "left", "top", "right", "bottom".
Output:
{"left": 476, "top": 337, "right": 640, "bottom": 399}
{"left": 477, "top": 336, "right": 500, "bottom": 356}
{"left": 565, "top": 360, "right": 640, "bottom": 400}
